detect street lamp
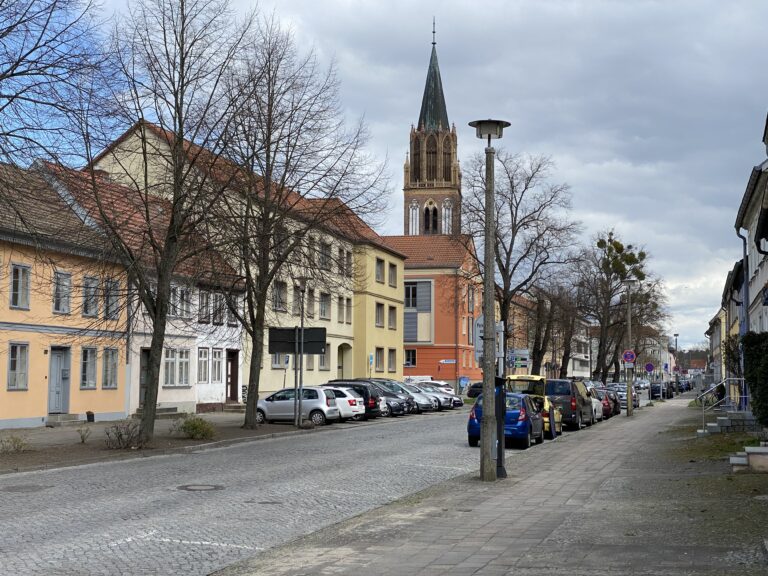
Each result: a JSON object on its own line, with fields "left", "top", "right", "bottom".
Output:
{"left": 469, "top": 118, "right": 510, "bottom": 482}
{"left": 673, "top": 333, "right": 679, "bottom": 391}
{"left": 294, "top": 277, "right": 308, "bottom": 428}
{"left": 624, "top": 278, "right": 638, "bottom": 416}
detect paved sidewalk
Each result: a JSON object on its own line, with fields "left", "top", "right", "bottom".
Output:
{"left": 216, "top": 398, "right": 768, "bottom": 576}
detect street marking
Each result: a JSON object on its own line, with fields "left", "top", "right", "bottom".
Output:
{"left": 107, "top": 530, "right": 158, "bottom": 547}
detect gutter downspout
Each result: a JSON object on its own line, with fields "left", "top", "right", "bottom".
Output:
{"left": 736, "top": 229, "right": 750, "bottom": 334}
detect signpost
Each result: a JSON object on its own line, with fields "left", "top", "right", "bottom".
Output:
{"left": 622, "top": 349, "right": 636, "bottom": 364}
{"left": 473, "top": 315, "right": 504, "bottom": 363}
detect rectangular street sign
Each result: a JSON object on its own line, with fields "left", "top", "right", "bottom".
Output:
{"left": 268, "top": 327, "right": 326, "bottom": 354}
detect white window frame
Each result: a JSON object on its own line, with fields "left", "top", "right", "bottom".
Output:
{"left": 388, "top": 348, "right": 396, "bottom": 372}
{"left": 163, "top": 348, "right": 177, "bottom": 386}
{"left": 319, "top": 343, "right": 330, "bottom": 371}
{"left": 212, "top": 292, "right": 225, "bottom": 325}
{"left": 405, "top": 349, "right": 416, "bottom": 367}
{"left": 53, "top": 271, "right": 71, "bottom": 314}
{"left": 337, "top": 296, "right": 344, "bottom": 322}
{"left": 211, "top": 348, "right": 223, "bottom": 383}
{"left": 375, "top": 258, "right": 384, "bottom": 283}
{"left": 197, "top": 348, "right": 210, "bottom": 383}
{"left": 345, "top": 298, "right": 352, "bottom": 324}
{"left": 388, "top": 263, "right": 397, "bottom": 287}
{"left": 10, "top": 264, "right": 31, "bottom": 309}
{"left": 80, "top": 347, "right": 97, "bottom": 389}
{"left": 177, "top": 349, "right": 190, "bottom": 386}
{"left": 8, "top": 342, "right": 28, "bottom": 390}
{"left": 388, "top": 305, "right": 396, "bottom": 330}
{"left": 306, "top": 353, "right": 314, "bottom": 370}
{"left": 104, "top": 279, "right": 120, "bottom": 320}
{"left": 198, "top": 290, "right": 211, "bottom": 323}
{"left": 102, "top": 348, "right": 119, "bottom": 389}
{"left": 319, "top": 292, "right": 331, "bottom": 320}
{"left": 82, "top": 276, "right": 99, "bottom": 317}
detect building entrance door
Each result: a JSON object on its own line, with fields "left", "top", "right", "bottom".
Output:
{"left": 48, "top": 348, "right": 71, "bottom": 414}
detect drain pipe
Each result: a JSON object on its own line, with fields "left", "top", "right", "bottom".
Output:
{"left": 736, "top": 229, "right": 750, "bottom": 334}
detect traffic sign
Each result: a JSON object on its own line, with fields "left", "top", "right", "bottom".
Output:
{"left": 645, "top": 362, "right": 654, "bottom": 373}
{"left": 473, "top": 315, "right": 504, "bottom": 361}
{"left": 622, "top": 349, "right": 636, "bottom": 363}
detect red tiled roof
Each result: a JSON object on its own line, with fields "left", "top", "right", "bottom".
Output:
{"left": 42, "top": 162, "right": 237, "bottom": 284}
{"left": 382, "top": 234, "right": 476, "bottom": 268}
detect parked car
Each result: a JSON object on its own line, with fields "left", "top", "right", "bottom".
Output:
{"left": 324, "top": 386, "right": 365, "bottom": 421}
{"left": 591, "top": 388, "right": 613, "bottom": 419}
{"left": 584, "top": 385, "right": 604, "bottom": 422}
{"left": 372, "top": 384, "right": 406, "bottom": 417}
{"left": 605, "top": 389, "right": 621, "bottom": 415}
{"left": 410, "top": 383, "right": 455, "bottom": 410}
{"left": 368, "top": 379, "right": 418, "bottom": 413}
{"left": 426, "top": 379, "right": 456, "bottom": 396}
{"left": 546, "top": 379, "right": 592, "bottom": 429}
{"left": 402, "top": 383, "right": 439, "bottom": 412}
{"left": 466, "top": 382, "right": 484, "bottom": 398}
{"left": 256, "top": 386, "right": 339, "bottom": 426}
{"left": 506, "top": 375, "right": 562, "bottom": 439}
{"left": 324, "top": 380, "right": 382, "bottom": 419}
{"left": 467, "top": 392, "right": 544, "bottom": 449}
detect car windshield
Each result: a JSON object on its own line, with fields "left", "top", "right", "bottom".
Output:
{"left": 546, "top": 381, "right": 571, "bottom": 395}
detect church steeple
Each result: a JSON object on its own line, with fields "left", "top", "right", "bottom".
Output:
{"left": 417, "top": 27, "right": 449, "bottom": 131}
{"left": 403, "top": 26, "right": 461, "bottom": 237}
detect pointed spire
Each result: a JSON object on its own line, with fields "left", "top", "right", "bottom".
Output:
{"left": 418, "top": 22, "right": 449, "bottom": 132}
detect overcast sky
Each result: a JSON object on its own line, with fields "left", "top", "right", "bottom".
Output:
{"left": 110, "top": 0, "right": 768, "bottom": 350}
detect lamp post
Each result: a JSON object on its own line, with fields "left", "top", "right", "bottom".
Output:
{"left": 624, "top": 278, "right": 638, "bottom": 416}
{"left": 673, "top": 332, "right": 679, "bottom": 393}
{"left": 469, "top": 118, "right": 510, "bottom": 482}
{"left": 294, "top": 278, "right": 308, "bottom": 428}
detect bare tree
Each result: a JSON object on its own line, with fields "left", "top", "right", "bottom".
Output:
{"left": 463, "top": 152, "right": 579, "bottom": 375}
{"left": 67, "top": 0, "right": 255, "bottom": 441}
{"left": 214, "top": 16, "right": 388, "bottom": 428}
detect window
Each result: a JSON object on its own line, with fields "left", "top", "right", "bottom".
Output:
{"left": 426, "top": 135, "right": 437, "bottom": 180}
{"left": 337, "top": 296, "right": 344, "bottom": 322}
{"left": 306, "top": 289, "right": 315, "bottom": 318}
{"left": 319, "top": 293, "right": 331, "bottom": 320}
{"left": 375, "top": 258, "right": 384, "bottom": 283}
{"left": 103, "top": 348, "right": 118, "bottom": 389}
{"left": 197, "top": 348, "right": 209, "bottom": 383}
{"left": 319, "top": 242, "right": 331, "bottom": 270}
{"left": 292, "top": 286, "right": 301, "bottom": 315}
{"left": 8, "top": 343, "right": 28, "bottom": 390}
{"left": 375, "top": 347, "right": 384, "bottom": 372}
{"left": 271, "top": 353, "right": 289, "bottom": 368}
{"left": 177, "top": 349, "right": 190, "bottom": 386}
{"left": 81, "top": 347, "right": 97, "bottom": 389}
{"left": 198, "top": 290, "right": 210, "bottom": 323}
{"left": 409, "top": 200, "right": 419, "bottom": 235}
{"left": 53, "top": 271, "right": 71, "bottom": 313}
{"left": 169, "top": 286, "right": 190, "bottom": 318}
{"left": 388, "top": 263, "right": 397, "bottom": 287}
{"left": 319, "top": 343, "right": 330, "bottom": 370}
{"left": 227, "top": 298, "right": 238, "bottom": 326}
{"left": 405, "top": 349, "right": 416, "bottom": 367}
{"left": 10, "top": 264, "right": 30, "bottom": 309}
{"left": 272, "top": 281, "right": 287, "bottom": 312}
{"left": 467, "top": 286, "right": 475, "bottom": 313}
{"left": 212, "top": 349, "right": 223, "bottom": 383}
{"left": 375, "top": 302, "right": 384, "bottom": 327}
{"left": 306, "top": 353, "right": 314, "bottom": 370}
{"left": 442, "top": 199, "right": 453, "bottom": 234}
{"left": 345, "top": 298, "right": 352, "bottom": 324}
{"left": 405, "top": 284, "right": 417, "bottom": 308}
{"left": 104, "top": 280, "right": 120, "bottom": 319}
{"left": 345, "top": 251, "right": 352, "bottom": 278}
{"left": 338, "top": 247, "right": 345, "bottom": 276}
{"left": 388, "top": 305, "right": 397, "bottom": 329}
{"left": 212, "top": 292, "right": 224, "bottom": 325}
{"left": 163, "top": 348, "right": 176, "bottom": 386}
{"left": 388, "top": 348, "right": 396, "bottom": 372}
{"left": 443, "top": 137, "right": 452, "bottom": 181}
{"left": 82, "top": 276, "right": 99, "bottom": 317}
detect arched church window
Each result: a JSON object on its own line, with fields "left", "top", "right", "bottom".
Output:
{"left": 443, "top": 137, "right": 452, "bottom": 181}
{"left": 442, "top": 199, "right": 453, "bottom": 234}
{"left": 426, "top": 135, "right": 437, "bottom": 181}
{"left": 431, "top": 206, "right": 438, "bottom": 233}
{"left": 424, "top": 207, "right": 431, "bottom": 233}
{"left": 412, "top": 137, "right": 421, "bottom": 182}
{"left": 409, "top": 200, "right": 419, "bottom": 235}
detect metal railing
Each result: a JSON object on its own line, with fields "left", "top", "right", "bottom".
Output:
{"left": 696, "top": 378, "right": 747, "bottom": 433}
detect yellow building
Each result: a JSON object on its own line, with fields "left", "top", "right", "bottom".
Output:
{"left": 0, "top": 166, "right": 127, "bottom": 428}
{"left": 351, "top": 240, "right": 406, "bottom": 380}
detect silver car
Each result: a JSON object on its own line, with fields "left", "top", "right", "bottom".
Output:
{"left": 411, "top": 383, "right": 454, "bottom": 410}
{"left": 256, "top": 386, "right": 339, "bottom": 426}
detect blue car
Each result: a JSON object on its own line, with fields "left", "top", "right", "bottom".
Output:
{"left": 467, "top": 392, "right": 545, "bottom": 449}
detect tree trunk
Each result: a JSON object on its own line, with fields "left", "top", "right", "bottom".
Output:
{"left": 559, "top": 316, "right": 575, "bottom": 379}
{"left": 244, "top": 297, "right": 267, "bottom": 428}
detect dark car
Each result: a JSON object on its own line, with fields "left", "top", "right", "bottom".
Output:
{"left": 605, "top": 389, "right": 621, "bottom": 415}
{"left": 466, "top": 382, "right": 484, "bottom": 398}
{"left": 369, "top": 382, "right": 407, "bottom": 417}
{"left": 467, "top": 392, "right": 544, "bottom": 449}
{"left": 324, "top": 380, "right": 381, "bottom": 419}
{"left": 546, "top": 379, "right": 592, "bottom": 430}
{"left": 367, "top": 378, "right": 417, "bottom": 413}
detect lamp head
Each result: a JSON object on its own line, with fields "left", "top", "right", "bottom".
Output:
{"left": 469, "top": 119, "right": 510, "bottom": 142}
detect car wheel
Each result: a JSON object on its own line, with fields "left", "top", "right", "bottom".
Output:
{"left": 381, "top": 404, "right": 390, "bottom": 417}
{"left": 547, "top": 415, "right": 556, "bottom": 440}
{"left": 468, "top": 435, "right": 479, "bottom": 447}
{"left": 255, "top": 409, "right": 266, "bottom": 425}
{"left": 520, "top": 427, "right": 532, "bottom": 449}
{"left": 309, "top": 410, "right": 326, "bottom": 426}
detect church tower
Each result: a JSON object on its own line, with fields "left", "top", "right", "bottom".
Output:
{"left": 403, "top": 32, "right": 461, "bottom": 236}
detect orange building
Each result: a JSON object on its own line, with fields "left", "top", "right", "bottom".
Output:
{"left": 384, "top": 235, "right": 482, "bottom": 387}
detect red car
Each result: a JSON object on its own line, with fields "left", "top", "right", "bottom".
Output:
{"left": 593, "top": 388, "right": 613, "bottom": 419}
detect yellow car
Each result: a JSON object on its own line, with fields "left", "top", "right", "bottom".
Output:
{"left": 506, "top": 375, "right": 563, "bottom": 440}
